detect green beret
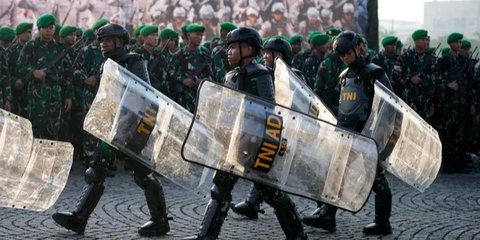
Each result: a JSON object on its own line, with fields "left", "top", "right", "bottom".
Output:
{"left": 381, "top": 35, "right": 397, "bottom": 46}
{"left": 0, "top": 27, "right": 16, "bottom": 42}
{"left": 185, "top": 24, "right": 205, "bottom": 33}
{"left": 461, "top": 39, "right": 471, "bottom": 49}
{"left": 92, "top": 19, "right": 109, "bottom": 31}
{"left": 76, "top": 27, "right": 83, "bottom": 36}
{"left": 140, "top": 25, "right": 158, "bottom": 36}
{"left": 447, "top": 32, "right": 463, "bottom": 44}
{"left": 133, "top": 25, "right": 145, "bottom": 36}
{"left": 129, "top": 37, "right": 137, "bottom": 44}
{"left": 159, "top": 28, "right": 179, "bottom": 39}
{"left": 59, "top": 25, "right": 77, "bottom": 38}
{"left": 82, "top": 29, "right": 95, "bottom": 40}
{"left": 368, "top": 49, "right": 377, "bottom": 57}
{"left": 202, "top": 41, "right": 211, "bottom": 50}
{"left": 326, "top": 28, "right": 341, "bottom": 37}
{"left": 412, "top": 29, "right": 428, "bottom": 41}
{"left": 36, "top": 13, "right": 57, "bottom": 28}
{"left": 441, "top": 47, "right": 451, "bottom": 56}
{"left": 211, "top": 36, "right": 220, "bottom": 42}
{"left": 289, "top": 34, "right": 302, "bottom": 45}
{"left": 307, "top": 31, "right": 321, "bottom": 43}
{"left": 15, "top": 22, "right": 33, "bottom": 35}
{"left": 311, "top": 33, "right": 329, "bottom": 47}
{"left": 54, "top": 23, "right": 62, "bottom": 36}
{"left": 272, "top": 35, "right": 289, "bottom": 42}
{"left": 181, "top": 25, "right": 188, "bottom": 36}
{"left": 396, "top": 40, "right": 403, "bottom": 49}
{"left": 220, "top": 22, "right": 237, "bottom": 32}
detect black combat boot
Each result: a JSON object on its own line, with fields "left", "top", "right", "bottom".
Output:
{"left": 138, "top": 174, "right": 170, "bottom": 237}
{"left": 230, "top": 184, "right": 264, "bottom": 219}
{"left": 363, "top": 192, "right": 392, "bottom": 235}
{"left": 302, "top": 204, "right": 337, "bottom": 232}
{"left": 266, "top": 192, "right": 308, "bottom": 240}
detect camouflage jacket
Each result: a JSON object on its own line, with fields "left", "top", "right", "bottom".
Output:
{"left": 73, "top": 42, "right": 105, "bottom": 108}
{"left": 0, "top": 48, "right": 12, "bottom": 106}
{"left": 134, "top": 46, "right": 172, "bottom": 97}
{"left": 211, "top": 44, "right": 230, "bottom": 82}
{"left": 291, "top": 49, "right": 311, "bottom": 70}
{"left": 302, "top": 52, "right": 324, "bottom": 89}
{"left": 315, "top": 53, "right": 345, "bottom": 111}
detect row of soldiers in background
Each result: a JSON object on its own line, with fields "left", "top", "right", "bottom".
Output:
{"left": 0, "top": 0, "right": 366, "bottom": 41}
{"left": 0, "top": 13, "right": 479, "bottom": 176}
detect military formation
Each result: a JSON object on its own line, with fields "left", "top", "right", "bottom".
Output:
{"left": 0, "top": 4, "right": 479, "bottom": 239}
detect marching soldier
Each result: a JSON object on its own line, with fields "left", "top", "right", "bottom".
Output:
{"left": 186, "top": 27, "right": 307, "bottom": 240}
{"left": 16, "top": 13, "right": 74, "bottom": 140}
{"left": 52, "top": 23, "right": 171, "bottom": 237}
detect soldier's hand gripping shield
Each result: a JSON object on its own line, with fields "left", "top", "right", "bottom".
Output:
{"left": 0, "top": 109, "right": 73, "bottom": 211}
{"left": 274, "top": 58, "right": 337, "bottom": 124}
{"left": 361, "top": 82, "right": 442, "bottom": 192}
{"left": 83, "top": 59, "right": 213, "bottom": 193}
{"left": 182, "top": 80, "right": 379, "bottom": 212}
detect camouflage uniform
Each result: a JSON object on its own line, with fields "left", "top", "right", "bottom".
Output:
{"left": 392, "top": 48, "right": 436, "bottom": 122}
{"left": 134, "top": 46, "right": 171, "bottom": 97}
{"left": 0, "top": 48, "right": 12, "bottom": 109}
{"left": 17, "top": 38, "right": 74, "bottom": 140}
{"left": 170, "top": 47, "right": 212, "bottom": 112}
{"left": 73, "top": 42, "right": 105, "bottom": 160}
{"left": 470, "top": 66, "right": 480, "bottom": 153}
{"left": 291, "top": 49, "right": 311, "bottom": 70}
{"left": 302, "top": 52, "right": 324, "bottom": 89}
{"left": 5, "top": 43, "right": 25, "bottom": 116}
{"left": 372, "top": 50, "right": 400, "bottom": 95}
{"left": 437, "top": 53, "right": 471, "bottom": 172}
{"left": 211, "top": 43, "right": 230, "bottom": 82}
{"left": 315, "top": 52, "right": 346, "bottom": 115}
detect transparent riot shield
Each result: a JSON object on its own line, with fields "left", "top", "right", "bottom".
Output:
{"left": 182, "top": 81, "right": 379, "bottom": 212}
{"left": 362, "top": 82, "right": 442, "bottom": 192}
{"left": 83, "top": 59, "right": 212, "bottom": 193}
{"left": 0, "top": 110, "right": 74, "bottom": 211}
{"left": 274, "top": 58, "right": 337, "bottom": 123}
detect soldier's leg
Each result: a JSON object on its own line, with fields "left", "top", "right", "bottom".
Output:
{"left": 302, "top": 202, "right": 337, "bottom": 232}
{"left": 363, "top": 168, "right": 392, "bottom": 235}
{"left": 52, "top": 147, "right": 108, "bottom": 234}
{"left": 259, "top": 184, "right": 307, "bottom": 240}
{"left": 230, "top": 183, "right": 264, "bottom": 219}
{"left": 130, "top": 160, "right": 170, "bottom": 237}
{"left": 187, "top": 171, "right": 238, "bottom": 240}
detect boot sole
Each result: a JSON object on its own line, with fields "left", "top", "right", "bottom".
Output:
{"left": 52, "top": 215, "right": 86, "bottom": 234}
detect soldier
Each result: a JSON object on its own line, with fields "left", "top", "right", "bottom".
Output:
{"left": 16, "top": 13, "right": 73, "bottom": 140}
{"left": 372, "top": 35, "right": 399, "bottom": 94}
{"left": 239, "top": 7, "right": 262, "bottom": 32}
{"left": 259, "top": 2, "right": 294, "bottom": 37}
{"left": 437, "top": 32, "right": 471, "bottom": 173}
{"left": 52, "top": 23, "right": 171, "bottom": 237}
{"left": 59, "top": 25, "right": 79, "bottom": 59}
{"left": 211, "top": 22, "right": 237, "bottom": 82}
{"left": 199, "top": 4, "right": 217, "bottom": 41}
{"left": 167, "top": 7, "right": 188, "bottom": 34}
{"left": 289, "top": 34, "right": 303, "bottom": 69}
{"left": 0, "top": 27, "right": 14, "bottom": 111}
{"left": 5, "top": 22, "right": 33, "bottom": 116}
{"left": 73, "top": 18, "right": 109, "bottom": 166}
{"left": 392, "top": 29, "right": 436, "bottom": 123}
{"left": 320, "top": 8, "right": 335, "bottom": 31}
{"left": 230, "top": 37, "right": 308, "bottom": 220}
{"left": 81, "top": 29, "right": 95, "bottom": 47}
{"left": 170, "top": 24, "right": 212, "bottom": 112}
{"left": 298, "top": 7, "right": 323, "bottom": 39}
{"left": 315, "top": 47, "right": 346, "bottom": 115}
{"left": 302, "top": 33, "right": 329, "bottom": 89}
{"left": 304, "top": 31, "right": 393, "bottom": 236}
{"left": 334, "top": 3, "right": 355, "bottom": 31}
{"left": 131, "top": 25, "right": 145, "bottom": 52}
{"left": 186, "top": 27, "right": 307, "bottom": 240}
{"left": 291, "top": 31, "right": 319, "bottom": 72}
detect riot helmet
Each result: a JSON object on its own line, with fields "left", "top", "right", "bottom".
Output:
{"left": 96, "top": 23, "right": 129, "bottom": 45}
{"left": 333, "top": 31, "right": 360, "bottom": 56}
{"left": 263, "top": 37, "right": 293, "bottom": 65}
{"left": 226, "top": 27, "right": 262, "bottom": 51}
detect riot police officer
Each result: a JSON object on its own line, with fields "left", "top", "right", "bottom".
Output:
{"left": 230, "top": 37, "right": 307, "bottom": 219}
{"left": 303, "top": 31, "right": 393, "bottom": 236}
{"left": 187, "top": 27, "right": 307, "bottom": 240}
{"left": 52, "top": 24, "right": 170, "bottom": 237}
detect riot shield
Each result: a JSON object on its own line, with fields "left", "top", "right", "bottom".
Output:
{"left": 362, "top": 82, "right": 442, "bottom": 192}
{"left": 83, "top": 59, "right": 212, "bottom": 193}
{"left": 0, "top": 110, "right": 74, "bottom": 211}
{"left": 274, "top": 58, "right": 337, "bottom": 124}
{"left": 182, "top": 80, "right": 379, "bottom": 212}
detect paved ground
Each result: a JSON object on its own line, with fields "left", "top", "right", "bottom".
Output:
{"left": 1, "top": 159, "right": 480, "bottom": 240}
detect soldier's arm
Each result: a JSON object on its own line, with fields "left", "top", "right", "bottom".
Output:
{"left": 315, "top": 60, "right": 328, "bottom": 96}
{"left": 16, "top": 41, "right": 35, "bottom": 84}
{"left": 0, "top": 53, "right": 12, "bottom": 106}
{"left": 61, "top": 56, "right": 75, "bottom": 101}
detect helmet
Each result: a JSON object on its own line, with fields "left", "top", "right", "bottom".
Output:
{"left": 263, "top": 38, "right": 293, "bottom": 64}
{"left": 96, "top": 23, "right": 129, "bottom": 44}
{"left": 272, "top": 2, "right": 285, "bottom": 13}
{"left": 173, "top": 7, "right": 186, "bottom": 17}
{"left": 333, "top": 31, "right": 360, "bottom": 55}
{"left": 226, "top": 27, "right": 262, "bottom": 50}
{"left": 199, "top": 4, "right": 215, "bottom": 19}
